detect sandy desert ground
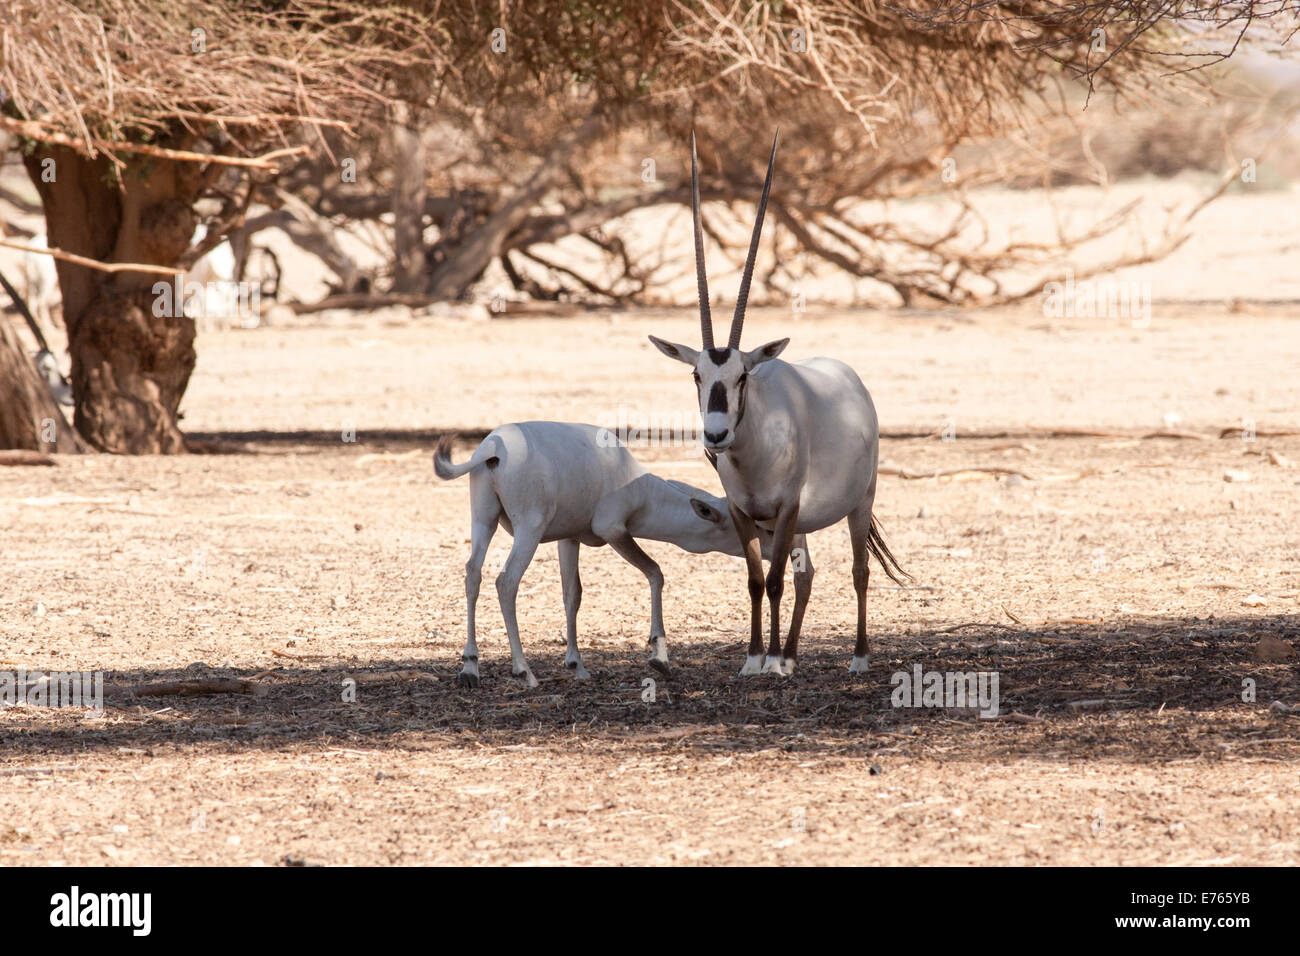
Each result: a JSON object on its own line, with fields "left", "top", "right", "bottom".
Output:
{"left": 2, "top": 292, "right": 1299, "bottom": 865}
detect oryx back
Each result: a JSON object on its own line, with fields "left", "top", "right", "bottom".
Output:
{"left": 479, "top": 422, "right": 644, "bottom": 544}
{"left": 716, "top": 357, "right": 879, "bottom": 532}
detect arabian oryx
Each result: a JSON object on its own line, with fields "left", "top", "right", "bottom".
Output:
{"left": 20, "top": 234, "right": 60, "bottom": 343}
{"left": 649, "top": 131, "right": 909, "bottom": 677}
{"left": 434, "top": 423, "right": 784, "bottom": 687}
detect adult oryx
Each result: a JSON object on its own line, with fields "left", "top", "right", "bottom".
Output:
{"left": 649, "top": 131, "right": 908, "bottom": 677}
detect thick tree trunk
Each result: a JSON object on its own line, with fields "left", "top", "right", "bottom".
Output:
{"left": 0, "top": 315, "right": 86, "bottom": 453}
{"left": 25, "top": 144, "right": 202, "bottom": 453}
{"left": 391, "top": 103, "right": 428, "bottom": 294}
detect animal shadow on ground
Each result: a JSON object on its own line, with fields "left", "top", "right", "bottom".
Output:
{"left": 8, "top": 614, "right": 1297, "bottom": 764}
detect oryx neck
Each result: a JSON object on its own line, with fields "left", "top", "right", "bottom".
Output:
{"left": 726, "top": 369, "right": 772, "bottom": 458}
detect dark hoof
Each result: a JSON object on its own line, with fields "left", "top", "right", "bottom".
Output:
{"left": 648, "top": 658, "right": 673, "bottom": 678}
{"left": 456, "top": 671, "right": 480, "bottom": 689}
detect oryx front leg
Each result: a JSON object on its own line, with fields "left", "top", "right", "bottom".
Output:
{"left": 730, "top": 507, "right": 767, "bottom": 676}
{"left": 496, "top": 521, "right": 543, "bottom": 688}
{"left": 782, "top": 534, "right": 813, "bottom": 676}
{"left": 606, "top": 532, "right": 670, "bottom": 674}
{"left": 558, "top": 538, "right": 590, "bottom": 680}
{"left": 761, "top": 502, "right": 800, "bottom": 676}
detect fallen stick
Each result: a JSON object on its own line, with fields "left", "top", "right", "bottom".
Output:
{"left": 288, "top": 291, "right": 444, "bottom": 314}
{"left": 346, "top": 670, "right": 439, "bottom": 684}
{"left": 881, "top": 466, "right": 1035, "bottom": 481}
{"left": 270, "top": 648, "right": 328, "bottom": 661}
{"left": 1218, "top": 427, "right": 1300, "bottom": 439}
{"left": 1049, "top": 429, "right": 1128, "bottom": 438}
{"left": 125, "top": 679, "right": 268, "bottom": 697}
{"left": 1142, "top": 430, "right": 1210, "bottom": 441}
{"left": 1050, "top": 428, "right": 1209, "bottom": 440}
{"left": 935, "top": 621, "right": 1018, "bottom": 634}
{"left": 988, "top": 443, "right": 1037, "bottom": 453}
{"left": 0, "top": 450, "right": 56, "bottom": 467}
{"left": 997, "top": 712, "right": 1045, "bottom": 724}
{"left": 486, "top": 301, "right": 604, "bottom": 318}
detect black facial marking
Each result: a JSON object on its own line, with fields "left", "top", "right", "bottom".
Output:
{"left": 707, "top": 381, "right": 728, "bottom": 414}
{"left": 707, "top": 347, "right": 731, "bottom": 366}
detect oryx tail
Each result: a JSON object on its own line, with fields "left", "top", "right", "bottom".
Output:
{"left": 867, "top": 516, "right": 911, "bottom": 586}
{"left": 433, "top": 433, "right": 500, "bottom": 480}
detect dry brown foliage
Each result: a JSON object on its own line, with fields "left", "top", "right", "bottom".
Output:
{"left": 0, "top": 0, "right": 445, "bottom": 159}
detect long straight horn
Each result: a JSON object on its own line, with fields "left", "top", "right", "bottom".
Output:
{"left": 690, "top": 129, "right": 714, "bottom": 349}
{"left": 728, "top": 129, "right": 779, "bottom": 350}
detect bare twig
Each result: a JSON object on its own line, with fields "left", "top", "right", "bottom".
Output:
{"left": 0, "top": 238, "right": 181, "bottom": 277}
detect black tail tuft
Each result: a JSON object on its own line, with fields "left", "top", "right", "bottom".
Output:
{"left": 867, "top": 515, "right": 912, "bottom": 586}
{"left": 432, "top": 432, "right": 461, "bottom": 480}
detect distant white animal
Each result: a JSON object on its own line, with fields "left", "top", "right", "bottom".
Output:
{"left": 185, "top": 224, "right": 251, "bottom": 332}
{"left": 15, "top": 234, "right": 73, "bottom": 406}
{"left": 34, "top": 350, "right": 73, "bottom": 407}
{"left": 649, "top": 131, "right": 909, "bottom": 678}
{"left": 20, "top": 233, "right": 60, "bottom": 343}
{"left": 433, "top": 422, "right": 789, "bottom": 687}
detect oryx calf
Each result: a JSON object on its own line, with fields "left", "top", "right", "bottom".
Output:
{"left": 650, "top": 130, "right": 909, "bottom": 677}
{"left": 434, "top": 422, "right": 784, "bottom": 687}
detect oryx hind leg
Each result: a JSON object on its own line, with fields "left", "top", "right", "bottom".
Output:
{"left": 558, "top": 538, "right": 590, "bottom": 680}
{"left": 495, "top": 516, "right": 544, "bottom": 689}
{"left": 458, "top": 479, "right": 500, "bottom": 689}
{"left": 847, "top": 501, "right": 875, "bottom": 674}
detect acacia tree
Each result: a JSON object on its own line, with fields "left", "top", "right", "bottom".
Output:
{"left": 2, "top": 0, "right": 1294, "bottom": 452}
{"left": 1, "top": 0, "right": 442, "bottom": 452}
{"left": 269, "top": 1, "right": 1296, "bottom": 311}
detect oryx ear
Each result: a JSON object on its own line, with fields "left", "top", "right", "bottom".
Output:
{"left": 648, "top": 335, "right": 700, "bottom": 366}
{"left": 689, "top": 497, "right": 723, "bottom": 523}
{"left": 743, "top": 337, "right": 789, "bottom": 369}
